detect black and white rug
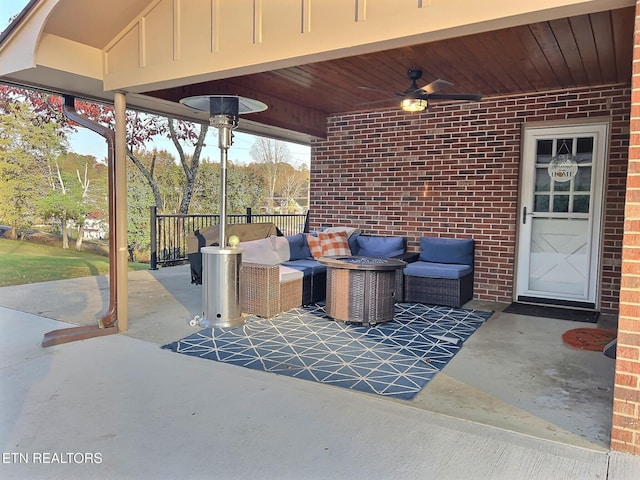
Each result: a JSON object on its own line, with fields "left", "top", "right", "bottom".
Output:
{"left": 162, "top": 303, "right": 493, "bottom": 399}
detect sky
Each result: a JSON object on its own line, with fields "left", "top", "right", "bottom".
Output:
{"left": 0, "top": 0, "right": 310, "bottom": 166}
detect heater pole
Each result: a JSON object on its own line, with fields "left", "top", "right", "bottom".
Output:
{"left": 219, "top": 140, "right": 227, "bottom": 248}
{"left": 212, "top": 114, "right": 236, "bottom": 247}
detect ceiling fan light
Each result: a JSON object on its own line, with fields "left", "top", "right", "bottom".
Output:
{"left": 401, "top": 97, "right": 427, "bottom": 112}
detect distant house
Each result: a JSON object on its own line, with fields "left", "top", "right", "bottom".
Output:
{"left": 83, "top": 212, "right": 106, "bottom": 240}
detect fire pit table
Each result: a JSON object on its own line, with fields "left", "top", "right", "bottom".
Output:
{"left": 318, "top": 256, "right": 406, "bottom": 326}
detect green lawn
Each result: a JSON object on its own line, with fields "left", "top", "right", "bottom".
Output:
{"left": 0, "top": 238, "right": 148, "bottom": 287}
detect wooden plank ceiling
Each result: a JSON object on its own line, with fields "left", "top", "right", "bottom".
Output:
{"left": 147, "top": 6, "right": 634, "bottom": 139}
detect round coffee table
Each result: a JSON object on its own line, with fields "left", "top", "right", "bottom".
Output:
{"left": 318, "top": 256, "right": 406, "bottom": 326}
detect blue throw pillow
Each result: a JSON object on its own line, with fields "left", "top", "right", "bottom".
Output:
{"left": 287, "top": 233, "right": 311, "bottom": 260}
{"left": 356, "top": 236, "right": 405, "bottom": 258}
{"left": 419, "top": 237, "right": 474, "bottom": 265}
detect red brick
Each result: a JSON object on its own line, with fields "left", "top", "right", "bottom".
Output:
{"left": 611, "top": 425, "right": 635, "bottom": 442}
{"left": 615, "top": 373, "right": 640, "bottom": 388}
{"left": 614, "top": 385, "right": 640, "bottom": 403}
{"left": 613, "top": 399, "right": 638, "bottom": 416}
{"left": 619, "top": 308, "right": 640, "bottom": 326}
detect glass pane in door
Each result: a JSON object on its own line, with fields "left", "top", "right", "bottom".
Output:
{"left": 532, "top": 137, "right": 592, "bottom": 215}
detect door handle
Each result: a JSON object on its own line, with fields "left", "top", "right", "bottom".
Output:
{"left": 523, "top": 206, "right": 534, "bottom": 224}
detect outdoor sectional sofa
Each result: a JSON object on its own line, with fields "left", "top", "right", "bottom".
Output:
{"left": 239, "top": 229, "right": 417, "bottom": 317}
{"left": 188, "top": 225, "right": 475, "bottom": 317}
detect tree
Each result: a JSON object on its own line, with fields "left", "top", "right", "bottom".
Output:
{"left": 0, "top": 161, "right": 31, "bottom": 236}
{"left": 190, "top": 162, "right": 219, "bottom": 213}
{"left": 55, "top": 152, "right": 109, "bottom": 249}
{"left": 129, "top": 148, "right": 183, "bottom": 213}
{"left": 274, "top": 162, "right": 309, "bottom": 212}
{"left": 190, "top": 161, "right": 267, "bottom": 214}
{"left": 92, "top": 110, "right": 207, "bottom": 215}
{"left": 0, "top": 98, "right": 64, "bottom": 237}
{"left": 249, "top": 138, "right": 292, "bottom": 212}
{"left": 127, "top": 167, "right": 155, "bottom": 259}
{"left": 168, "top": 119, "right": 208, "bottom": 214}
{"left": 38, "top": 164, "right": 86, "bottom": 249}
{"left": 226, "top": 164, "right": 267, "bottom": 213}
{"left": 74, "top": 162, "right": 91, "bottom": 249}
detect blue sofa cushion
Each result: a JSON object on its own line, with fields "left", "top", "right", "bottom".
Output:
{"left": 354, "top": 235, "right": 405, "bottom": 258}
{"left": 348, "top": 233, "right": 360, "bottom": 255}
{"left": 404, "top": 261, "right": 473, "bottom": 280}
{"left": 419, "top": 237, "right": 474, "bottom": 265}
{"left": 286, "top": 233, "right": 311, "bottom": 260}
{"left": 281, "top": 259, "right": 327, "bottom": 276}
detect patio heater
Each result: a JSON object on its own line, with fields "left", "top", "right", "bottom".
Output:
{"left": 180, "top": 95, "right": 267, "bottom": 327}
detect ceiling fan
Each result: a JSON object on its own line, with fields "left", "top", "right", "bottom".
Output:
{"left": 359, "top": 69, "right": 483, "bottom": 112}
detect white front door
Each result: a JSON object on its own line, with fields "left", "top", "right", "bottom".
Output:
{"left": 515, "top": 122, "right": 608, "bottom": 309}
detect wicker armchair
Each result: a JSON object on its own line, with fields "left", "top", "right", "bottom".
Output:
{"left": 403, "top": 237, "right": 474, "bottom": 308}
{"left": 241, "top": 263, "right": 303, "bottom": 317}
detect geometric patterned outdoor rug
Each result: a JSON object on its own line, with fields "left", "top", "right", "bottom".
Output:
{"left": 162, "top": 303, "right": 493, "bottom": 400}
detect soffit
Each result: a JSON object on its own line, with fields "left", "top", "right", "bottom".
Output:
{"left": 44, "top": 0, "right": 150, "bottom": 49}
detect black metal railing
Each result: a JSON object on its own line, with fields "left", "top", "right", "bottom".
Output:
{"left": 149, "top": 206, "right": 309, "bottom": 269}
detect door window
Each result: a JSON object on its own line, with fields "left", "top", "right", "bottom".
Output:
{"left": 533, "top": 137, "right": 593, "bottom": 215}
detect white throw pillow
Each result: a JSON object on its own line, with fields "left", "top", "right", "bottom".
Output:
{"left": 239, "top": 237, "right": 281, "bottom": 265}
{"left": 271, "top": 236, "right": 291, "bottom": 262}
{"left": 322, "top": 226, "right": 360, "bottom": 238}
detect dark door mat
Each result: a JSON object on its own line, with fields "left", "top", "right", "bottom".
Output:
{"left": 503, "top": 303, "right": 599, "bottom": 323}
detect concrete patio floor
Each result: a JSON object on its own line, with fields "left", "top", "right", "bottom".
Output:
{"left": 2, "top": 265, "right": 639, "bottom": 479}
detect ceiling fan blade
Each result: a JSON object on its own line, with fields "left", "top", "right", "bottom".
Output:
{"left": 420, "top": 78, "right": 454, "bottom": 94}
{"left": 427, "top": 93, "right": 483, "bottom": 101}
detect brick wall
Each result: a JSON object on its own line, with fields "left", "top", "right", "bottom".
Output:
{"left": 610, "top": 0, "right": 640, "bottom": 456}
{"left": 310, "top": 85, "right": 630, "bottom": 312}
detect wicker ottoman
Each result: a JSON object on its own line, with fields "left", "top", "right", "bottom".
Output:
{"left": 241, "top": 263, "right": 303, "bottom": 318}
{"left": 319, "top": 256, "right": 406, "bottom": 326}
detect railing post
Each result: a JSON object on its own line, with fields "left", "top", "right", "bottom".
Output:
{"left": 304, "top": 210, "right": 310, "bottom": 233}
{"left": 246, "top": 207, "right": 252, "bottom": 223}
{"left": 149, "top": 206, "right": 158, "bottom": 270}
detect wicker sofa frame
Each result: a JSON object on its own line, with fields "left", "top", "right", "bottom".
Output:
{"left": 241, "top": 263, "right": 303, "bottom": 318}
{"left": 404, "top": 272, "right": 473, "bottom": 308}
